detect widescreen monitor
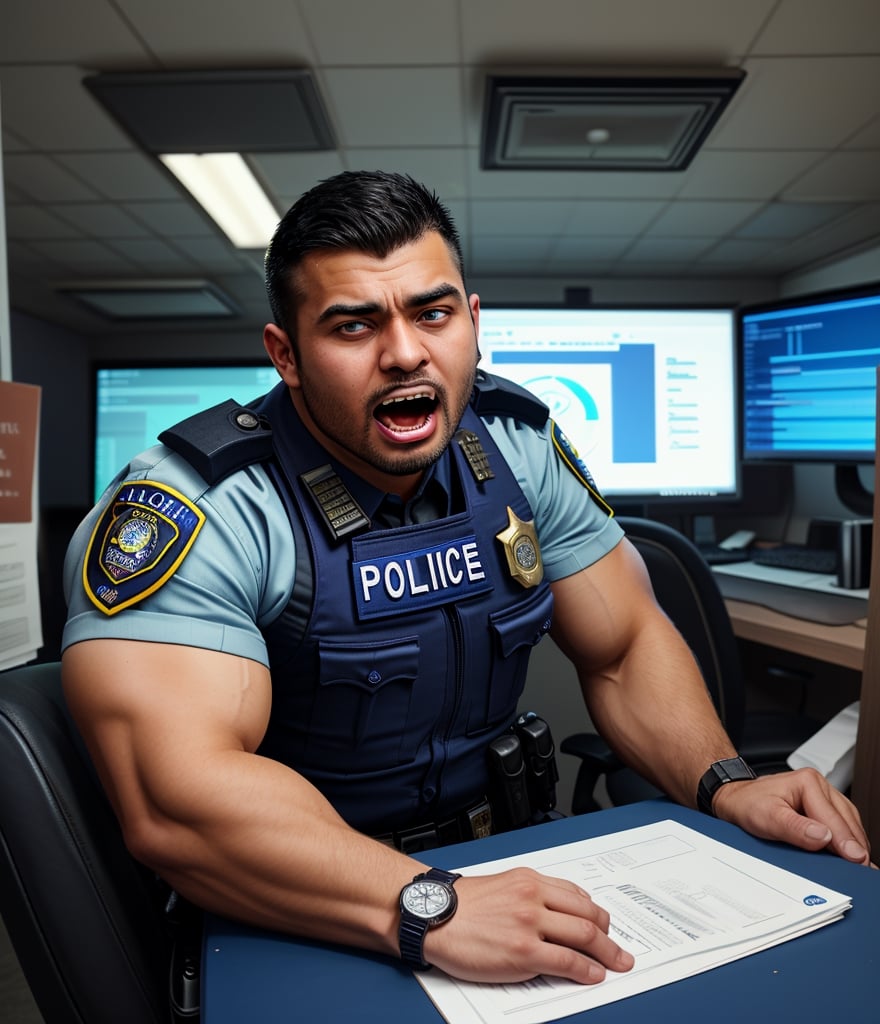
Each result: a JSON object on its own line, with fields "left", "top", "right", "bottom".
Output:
{"left": 739, "top": 282, "right": 880, "bottom": 465}
{"left": 92, "top": 362, "right": 279, "bottom": 502}
{"left": 478, "top": 306, "right": 739, "bottom": 504}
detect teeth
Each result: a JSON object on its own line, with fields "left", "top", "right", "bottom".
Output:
{"left": 381, "top": 392, "right": 433, "bottom": 406}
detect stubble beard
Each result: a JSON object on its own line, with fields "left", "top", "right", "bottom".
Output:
{"left": 297, "top": 363, "right": 477, "bottom": 478}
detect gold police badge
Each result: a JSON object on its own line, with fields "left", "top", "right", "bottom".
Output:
{"left": 495, "top": 506, "right": 543, "bottom": 588}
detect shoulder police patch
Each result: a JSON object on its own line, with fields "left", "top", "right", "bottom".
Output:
{"left": 550, "top": 421, "right": 614, "bottom": 516}
{"left": 82, "top": 480, "right": 206, "bottom": 616}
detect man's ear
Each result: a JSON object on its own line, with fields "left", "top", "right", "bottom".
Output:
{"left": 263, "top": 323, "right": 301, "bottom": 387}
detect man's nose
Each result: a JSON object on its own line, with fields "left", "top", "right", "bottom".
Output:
{"left": 378, "top": 321, "right": 429, "bottom": 372}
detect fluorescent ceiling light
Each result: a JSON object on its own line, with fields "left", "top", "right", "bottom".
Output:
{"left": 160, "top": 152, "right": 280, "bottom": 248}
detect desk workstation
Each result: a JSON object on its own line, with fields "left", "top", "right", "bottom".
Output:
{"left": 711, "top": 560, "right": 868, "bottom": 672}
{"left": 201, "top": 802, "right": 879, "bottom": 1024}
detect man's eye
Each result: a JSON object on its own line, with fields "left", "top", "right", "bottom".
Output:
{"left": 420, "top": 309, "right": 448, "bottom": 323}
{"left": 338, "top": 320, "right": 369, "bottom": 335}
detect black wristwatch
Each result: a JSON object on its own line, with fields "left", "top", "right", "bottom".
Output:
{"left": 398, "top": 868, "right": 461, "bottom": 970}
{"left": 697, "top": 756, "right": 756, "bottom": 816}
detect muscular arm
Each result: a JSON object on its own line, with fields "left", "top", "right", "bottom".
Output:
{"left": 550, "top": 538, "right": 736, "bottom": 806}
{"left": 62, "top": 637, "right": 635, "bottom": 982}
{"left": 551, "top": 539, "right": 871, "bottom": 865}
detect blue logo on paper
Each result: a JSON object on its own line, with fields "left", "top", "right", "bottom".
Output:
{"left": 803, "top": 895, "right": 827, "bottom": 906}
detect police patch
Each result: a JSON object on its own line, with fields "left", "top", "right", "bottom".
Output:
{"left": 82, "top": 480, "right": 206, "bottom": 616}
{"left": 550, "top": 420, "right": 614, "bottom": 516}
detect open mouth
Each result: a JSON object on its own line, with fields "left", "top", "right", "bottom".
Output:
{"left": 374, "top": 389, "right": 439, "bottom": 437}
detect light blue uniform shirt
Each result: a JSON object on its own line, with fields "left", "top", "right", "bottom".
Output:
{"left": 62, "top": 413, "right": 623, "bottom": 666}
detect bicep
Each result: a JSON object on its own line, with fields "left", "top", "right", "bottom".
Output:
{"left": 549, "top": 537, "right": 671, "bottom": 674}
{"left": 62, "top": 638, "right": 272, "bottom": 826}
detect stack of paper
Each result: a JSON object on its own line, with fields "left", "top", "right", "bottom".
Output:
{"left": 419, "top": 820, "right": 851, "bottom": 1024}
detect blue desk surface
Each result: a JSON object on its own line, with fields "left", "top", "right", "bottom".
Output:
{"left": 202, "top": 802, "right": 879, "bottom": 1023}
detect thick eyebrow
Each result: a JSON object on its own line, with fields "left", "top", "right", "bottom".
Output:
{"left": 316, "top": 282, "right": 464, "bottom": 325}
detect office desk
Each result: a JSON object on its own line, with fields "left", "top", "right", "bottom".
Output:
{"left": 712, "top": 563, "right": 868, "bottom": 671}
{"left": 724, "top": 597, "right": 866, "bottom": 671}
{"left": 202, "top": 802, "right": 879, "bottom": 1024}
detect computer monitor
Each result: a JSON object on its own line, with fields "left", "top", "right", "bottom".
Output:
{"left": 478, "top": 305, "right": 739, "bottom": 506}
{"left": 92, "top": 362, "right": 280, "bottom": 502}
{"left": 739, "top": 282, "right": 880, "bottom": 514}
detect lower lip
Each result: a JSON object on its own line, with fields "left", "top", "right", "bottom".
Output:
{"left": 374, "top": 411, "right": 438, "bottom": 445}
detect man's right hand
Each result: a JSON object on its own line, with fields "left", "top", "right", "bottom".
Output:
{"left": 423, "top": 868, "right": 635, "bottom": 983}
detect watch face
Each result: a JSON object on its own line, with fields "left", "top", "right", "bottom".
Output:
{"left": 401, "top": 881, "right": 453, "bottom": 921}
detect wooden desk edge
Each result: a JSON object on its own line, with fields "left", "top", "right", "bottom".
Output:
{"left": 724, "top": 598, "right": 865, "bottom": 672}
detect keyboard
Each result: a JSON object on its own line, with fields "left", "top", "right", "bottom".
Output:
{"left": 751, "top": 545, "right": 838, "bottom": 575}
{"left": 698, "top": 545, "right": 752, "bottom": 566}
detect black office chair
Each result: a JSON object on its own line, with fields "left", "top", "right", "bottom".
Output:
{"left": 0, "top": 661, "right": 198, "bottom": 1024}
{"left": 561, "top": 516, "right": 821, "bottom": 814}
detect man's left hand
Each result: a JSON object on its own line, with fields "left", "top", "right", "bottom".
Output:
{"left": 711, "top": 767, "right": 874, "bottom": 867}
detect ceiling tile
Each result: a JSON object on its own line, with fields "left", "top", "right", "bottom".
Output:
{"left": 3, "top": 154, "right": 100, "bottom": 202}
{"left": 699, "top": 238, "right": 784, "bottom": 264}
{"left": 55, "top": 152, "right": 180, "bottom": 202}
{"left": 549, "top": 236, "right": 633, "bottom": 263}
{"left": 751, "top": 0, "right": 880, "bottom": 55}
{"left": 783, "top": 153, "right": 880, "bottom": 202}
{"left": 28, "top": 238, "right": 140, "bottom": 274}
{"left": 844, "top": 115, "right": 880, "bottom": 149}
{"left": 460, "top": 0, "right": 775, "bottom": 63}
{"left": 619, "top": 237, "right": 715, "bottom": 262}
{"left": 254, "top": 152, "right": 347, "bottom": 207}
{"left": 53, "top": 202, "right": 155, "bottom": 239}
{"left": 321, "top": 68, "right": 465, "bottom": 147}
{"left": 735, "top": 201, "right": 855, "bottom": 239}
{"left": 114, "top": 238, "right": 200, "bottom": 271}
{"left": 0, "top": 0, "right": 147, "bottom": 63}
{"left": 678, "top": 150, "right": 825, "bottom": 199}
{"left": 646, "top": 199, "right": 763, "bottom": 236}
{"left": 564, "top": 199, "right": 667, "bottom": 235}
{"left": 116, "top": 0, "right": 317, "bottom": 65}
{"left": 712, "top": 57, "right": 880, "bottom": 149}
{"left": 171, "top": 238, "right": 253, "bottom": 272}
{"left": 471, "top": 199, "right": 575, "bottom": 235}
{"left": 300, "top": 0, "right": 462, "bottom": 64}
{"left": 0, "top": 66, "right": 133, "bottom": 150}
{"left": 121, "top": 201, "right": 218, "bottom": 237}
{"left": 5, "top": 204, "right": 81, "bottom": 240}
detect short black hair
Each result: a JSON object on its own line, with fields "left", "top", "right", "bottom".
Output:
{"left": 265, "top": 170, "right": 464, "bottom": 336}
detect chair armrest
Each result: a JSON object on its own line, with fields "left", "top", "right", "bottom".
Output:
{"left": 560, "top": 732, "right": 624, "bottom": 815}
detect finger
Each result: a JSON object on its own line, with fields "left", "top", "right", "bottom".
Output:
{"left": 540, "top": 906, "right": 636, "bottom": 979}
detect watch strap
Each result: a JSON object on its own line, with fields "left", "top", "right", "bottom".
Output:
{"left": 697, "top": 756, "right": 756, "bottom": 816}
{"left": 398, "top": 868, "right": 461, "bottom": 971}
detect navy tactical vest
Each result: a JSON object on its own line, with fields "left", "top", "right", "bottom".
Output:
{"left": 164, "top": 375, "right": 554, "bottom": 835}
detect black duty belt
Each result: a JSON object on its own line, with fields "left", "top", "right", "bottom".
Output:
{"left": 372, "top": 798, "right": 493, "bottom": 854}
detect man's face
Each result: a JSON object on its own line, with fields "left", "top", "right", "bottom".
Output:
{"left": 265, "top": 231, "right": 480, "bottom": 498}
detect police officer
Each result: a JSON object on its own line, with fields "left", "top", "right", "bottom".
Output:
{"left": 62, "top": 171, "right": 871, "bottom": 988}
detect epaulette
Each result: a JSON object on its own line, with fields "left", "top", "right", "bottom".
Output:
{"left": 471, "top": 370, "right": 549, "bottom": 428}
{"left": 158, "top": 399, "right": 274, "bottom": 485}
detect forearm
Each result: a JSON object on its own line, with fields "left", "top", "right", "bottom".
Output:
{"left": 582, "top": 613, "right": 737, "bottom": 806}
{"left": 132, "top": 747, "right": 420, "bottom": 955}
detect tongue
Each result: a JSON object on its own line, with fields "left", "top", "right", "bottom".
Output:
{"left": 382, "top": 407, "right": 426, "bottom": 430}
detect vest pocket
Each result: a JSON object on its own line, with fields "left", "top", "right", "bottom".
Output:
{"left": 465, "top": 586, "right": 555, "bottom": 734}
{"left": 309, "top": 635, "right": 423, "bottom": 770}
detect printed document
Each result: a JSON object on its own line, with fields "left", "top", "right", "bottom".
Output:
{"left": 418, "top": 819, "right": 851, "bottom": 1024}
{"left": 0, "top": 381, "right": 42, "bottom": 669}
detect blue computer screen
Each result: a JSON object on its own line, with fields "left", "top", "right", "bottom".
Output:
{"left": 478, "top": 306, "right": 739, "bottom": 501}
{"left": 740, "top": 285, "right": 880, "bottom": 463}
{"left": 92, "top": 362, "right": 280, "bottom": 502}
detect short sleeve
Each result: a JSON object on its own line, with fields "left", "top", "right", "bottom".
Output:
{"left": 62, "top": 447, "right": 295, "bottom": 666}
{"left": 483, "top": 415, "right": 624, "bottom": 581}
